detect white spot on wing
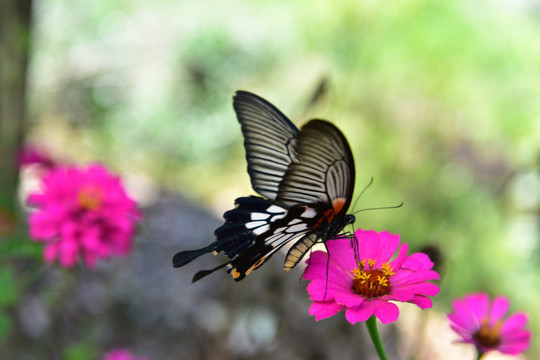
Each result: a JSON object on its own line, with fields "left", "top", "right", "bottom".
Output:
{"left": 267, "top": 205, "right": 285, "bottom": 214}
{"left": 285, "top": 224, "right": 309, "bottom": 233}
{"left": 288, "top": 218, "right": 302, "bottom": 225}
{"left": 246, "top": 220, "right": 267, "bottom": 229}
{"left": 270, "top": 214, "right": 286, "bottom": 222}
{"left": 251, "top": 212, "right": 270, "bottom": 220}
{"left": 301, "top": 207, "right": 317, "bottom": 218}
{"left": 252, "top": 224, "right": 270, "bottom": 235}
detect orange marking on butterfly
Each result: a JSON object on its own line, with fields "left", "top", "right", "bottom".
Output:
{"left": 252, "top": 257, "right": 267, "bottom": 270}
{"left": 236, "top": 255, "right": 268, "bottom": 278}
{"left": 332, "top": 197, "right": 347, "bottom": 215}
{"left": 324, "top": 209, "right": 335, "bottom": 222}
{"left": 315, "top": 207, "right": 336, "bottom": 227}
{"left": 231, "top": 268, "right": 241, "bottom": 279}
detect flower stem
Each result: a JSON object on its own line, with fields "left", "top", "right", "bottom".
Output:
{"left": 366, "top": 316, "right": 388, "bottom": 360}
{"left": 476, "top": 352, "right": 484, "bottom": 360}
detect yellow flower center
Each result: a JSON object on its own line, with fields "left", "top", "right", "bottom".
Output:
{"left": 472, "top": 320, "right": 501, "bottom": 348}
{"left": 351, "top": 259, "right": 395, "bottom": 299}
{"left": 77, "top": 186, "right": 103, "bottom": 211}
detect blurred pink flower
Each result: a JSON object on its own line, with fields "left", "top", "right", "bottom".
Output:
{"left": 28, "top": 163, "right": 142, "bottom": 268}
{"left": 303, "top": 229, "right": 439, "bottom": 324}
{"left": 103, "top": 348, "right": 147, "bottom": 360}
{"left": 448, "top": 293, "right": 531, "bottom": 356}
{"left": 17, "top": 145, "right": 56, "bottom": 169}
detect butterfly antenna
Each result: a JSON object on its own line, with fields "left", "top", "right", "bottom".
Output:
{"left": 351, "top": 177, "right": 374, "bottom": 213}
{"left": 352, "top": 202, "right": 404, "bottom": 215}
{"left": 346, "top": 177, "right": 374, "bottom": 234}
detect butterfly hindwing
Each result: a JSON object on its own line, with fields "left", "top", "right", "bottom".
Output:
{"left": 191, "top": 198, "right": 316, "bottom": 282}
{"left": 277, "top": 119, "right": 355, "bottom": 212}
{"left": 283, "top": 232, "right": 319, "bottom": 271}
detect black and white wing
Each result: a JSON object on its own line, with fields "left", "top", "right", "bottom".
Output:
{"left": 193, "top": 199, "right": 329, "bottom": 282}
{"left": 234, "top": 91, "right": 299, "bottom": 200}
{"left": 173, "top": 92, "right": 356, "bottom": 282}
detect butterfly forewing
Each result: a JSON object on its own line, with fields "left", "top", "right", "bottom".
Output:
{"left": 234, "top": 91, "right": 299, "bottom": 200}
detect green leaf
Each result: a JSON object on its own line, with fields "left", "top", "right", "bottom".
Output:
{"left": 0, "top": 267, "right": 18, "bottom": 307}
{"left": 0, "top": 236, "right": 42, "bottom": 259}
{"left": 63, "top": 342, "right": 97, "bottom": 360}
{"left": 0, "top": 311, "right": 12, "bottom": 346}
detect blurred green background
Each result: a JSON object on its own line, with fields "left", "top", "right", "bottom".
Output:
{"left": 3, "top": 0, "right": 540, "bottom": 358}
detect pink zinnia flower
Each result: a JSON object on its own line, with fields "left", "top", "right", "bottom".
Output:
{"left": 303, "top": 229, "right": 440, "bottom": 324}
{"left": 103, "top": 348, "right": 147, "bottom": 360}
{"left": 448, "top": 293, "right": 531, "bottom": 356}
{"left": 28, "top": 163, "right": 142, "bottom": 268}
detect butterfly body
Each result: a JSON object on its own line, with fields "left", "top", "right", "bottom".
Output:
{"left": 173, "top": 91, "right": 356, "bottom": 282}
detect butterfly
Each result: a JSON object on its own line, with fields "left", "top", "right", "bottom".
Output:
{"left": 173, "top": 90, "right": 356, "bottom": 282}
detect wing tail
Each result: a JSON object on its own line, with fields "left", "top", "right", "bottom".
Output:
{"left": 192, "top": 261, "right": 231, "bottom": 282}
{"left": 172, "top": 245, "right": 214, "bottom": 267}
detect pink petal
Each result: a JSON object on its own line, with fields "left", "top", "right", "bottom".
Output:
{"left": 29, "top": 217, "right": 58, "bottom": 239}
{"left": 500, "top": 313, "right": 528, "bottom": 335}
{"left": 58, "top": 239, "right": 79, "bottom": 268}
{"left": 448, "top": 299, "right": 480, "bottom": 334}
{"left": 27, "top": 193, "right": 46, "bottom": 206}
{"left": 43, "top": 243, "right": 58, "bottom": 263}
{"left": 354, "top": 230, "right": 379, "bottom": 260}
{"left": 345, "top": 301, "right": 374, "bottom": 324}
{"left": 81, "top": 232, "right": 101, "bottom": 252}
{"left": 304, "top": 252, "right": 353, "bottom": 301}
{"left": 335, "top": 292, "right": 365, "bottom": 307}
{"left": 390, "top": 271, "right": 426, "bottom": 288}
{"left": 389, "top": 241, "right": 408, "bottom": 269}
{"left": 408, "top": 295, "right": 433, "bottom": 309}
{"left": 309, "top": 301, "right": 345, "bottom": 321}
{"left": 465, "top": 293, "right": 489, "bottom": 321}
{"left": 489, "top": 296, "right": 509, "bottom": 325}
{"left": 306, "top": 279, "right": 338, "bottom": 301}
{"left": 391, "top": 280, "right": 440, "bottom": 298}
{"left": 357, "top": 230, "right": 400, "bottom": 263}
{"left": 83, "top": 251, "right": 98, "bottom": 268}
{"left": 498, "top": 331, "right": 531, "bottom": 355}
{"left": 304, "top": 251, "right": 331, "bottom": 280}
{"left": 373, "top": 231, "right": 401, "bottom": 263}
{"left": 373, "top": 300, "right": 399, "bottom": 324}
{"left": 384, "top": 289, "right": 415, "bottom": 303}
{"left": 400, "top": 252, "right": 434, "bottom": 271}
{"left": 326, "top": 238, "right": 357, "bottom": 270}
